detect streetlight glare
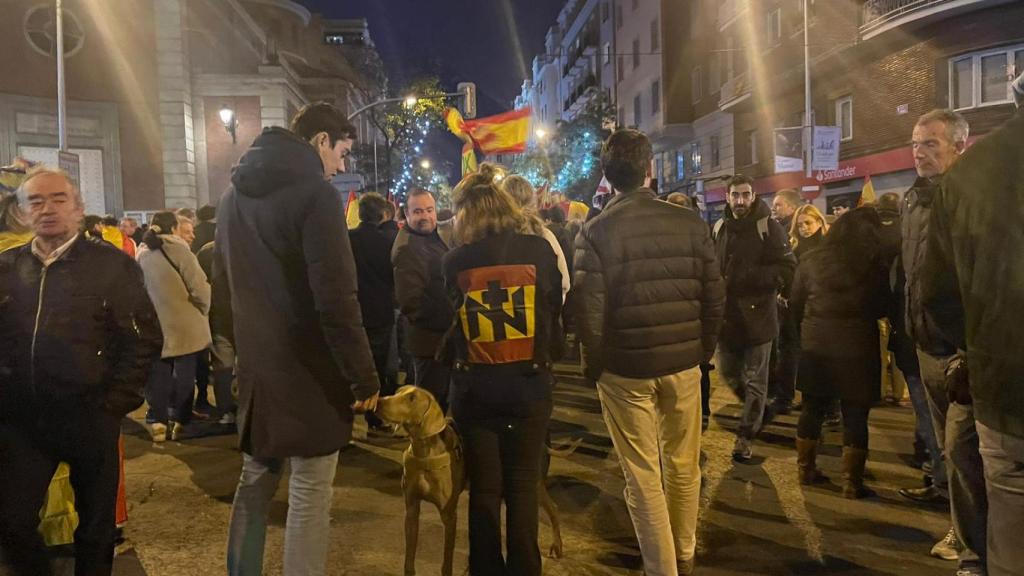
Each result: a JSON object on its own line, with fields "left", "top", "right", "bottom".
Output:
{"left": 404, "top": 96, "right": 418, "bottom": 107}
{"left": 219, "top": 107, "right": 234, "bottom": 125}
{"left": 535, "top": 128, "right": 548, "bottom": 140}
{"left": 420, "top": 159, "right": 431, "bottom": 169}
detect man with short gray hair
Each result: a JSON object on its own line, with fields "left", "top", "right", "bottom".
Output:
{"left": 0, "top": 168, "right": 163, "bottom": 576}
{"left": 899, "top": 109, "right": 987, "bottom": 574}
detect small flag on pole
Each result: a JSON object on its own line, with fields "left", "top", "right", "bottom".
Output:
{"left": 592, "top": 176, "right": 612, "bottom": 210}
{"left": 859, "top": 174, "right": 876, "bottom": 207}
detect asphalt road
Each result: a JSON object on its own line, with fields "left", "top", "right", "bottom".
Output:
{"left": 107, "top": 366, "right": 951, "bottom": 576}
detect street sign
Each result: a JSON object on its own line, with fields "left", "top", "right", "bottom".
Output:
{"left": 811, "top": 126, "right": 840, "bottom": 171}
{"left": 774, "top": 127, "right": 804, "bottom": 174}
{"left": 58, "top": 150, "right": 80, "bottom": 189}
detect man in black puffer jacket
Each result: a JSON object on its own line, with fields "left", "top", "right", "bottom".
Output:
{"left": 0, "top": 169, "right": 163, "bottom": 576}
{"left": 574, "top": 129, "right": 724, "bottom": 576}
{"left": 713, "top": 175, "right": 796, "bottom": 463}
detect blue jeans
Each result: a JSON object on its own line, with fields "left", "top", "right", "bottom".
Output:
{"left": 145, "top": 352, "right": 200, "bottom": 425}
{"left": 717, "top": 342, "right": 772, "bottom": 440}
{"left": 906, "top": 373, "right": 947, "bottom": 493}
{"left": 227, "top": 451, "right": 339, "bottom": 576}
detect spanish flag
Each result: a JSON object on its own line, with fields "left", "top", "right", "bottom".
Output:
{"left": 859, "top": 174, "right": 876, "bottom": 207}
{"left": 445, "top": 107, "right": 531, "bottom": 155}
{"left": 345, "top": 191, "right": 361, "bottom": 229}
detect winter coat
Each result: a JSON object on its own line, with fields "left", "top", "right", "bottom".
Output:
{"left": 546, "top": 221, "right": 575, "bottom": 275}
{"left": 573, "top": 189, "right": 725, "bottom": 381}
{"left": 0, "top": 235, "right": 163, "bottom": 419}
{"left": 196, "top": 241, "right": 232, "bottom": 340}
{"left": 379, "top": 219, "right": 400, "bottom": 244}
{"left": 901, "top": 176, "right": 955, "bottom": 357}
{"left": 924, "top": 108, "right": 1024, "bottom": 438}
{"left": 191, "top": 220, "right": 216, "bottom": 254}
{"left": 216, "top": 127, "right": 379, "bottom": 458}
{"left": 443, "top": 231, "right": 563, "bottom": 405}
{"left": 877, "top": 207, "right": 901, "bottom": 269}
{"left": 349, "top": 221, "right": 396, "bottom": 330}
{"left": 138, "top": 235, "right": 211, "bottom": 359}
{"left": 392, "top": 226, "right": 455, "bottom": 357}
{"left": 791, "top": 247, "right": 890, "bottom": 404}
{"left": 713, "top": 198, "right": 797, "bottom": 349}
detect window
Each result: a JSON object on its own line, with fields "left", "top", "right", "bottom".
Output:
{"left": 25, "top": 5, "right": 85, "bottom": 58}
{"left": 651, "top": 79, "right": 661, "bottom": 114}
{"left": 767, "top": 8, "right": 782, "bottom": 47}
{"left": 601, "top": 1, "right": 609, "bottom": 22}
{"left": 632, "top": 37, "right": 640, "bottom": 69}
{"left": 949, "top": 44, "right": 1024, "bottom": 110}
{"left": 616, "top": 4, "right": 623, "bottom": 29}
{"left": 835, "top": 96, "right": 853, "bottom": 141}
{"left": 603, "top": 42, "right": 612, "bottom": 65}
{"left": 748, "top": 129, "right": 759, "bottom": 165}
{"left": 709, "top": 52, "right": 721, "bottom": 91}
{"left": 618, "top": 106, "right": 625, "bottom": 127}
{"left": 617, "top": 54, "right": 624, "bottom": 80}
{"left": 663, "top": 152, "right": 674, "bottom": 182}
{"left": 710, "top": 134, "right": 721, "bottom": 168}
{"left": 690, "top": 142, "right": 702, "bottom": 174}
{"left": 676, "top": 150, "right": 686, "bottom": 181}
{"left": 633, "top": 93, "right": 642, "bottom": 125}
{"left": 651, "top": 18, "right": 660, "bottom": 52}
{"left": 655, "top": 157, "right": 664, "bottom": 186}
{"left": 691, "top": 66, "right": 703, "bottom": 102}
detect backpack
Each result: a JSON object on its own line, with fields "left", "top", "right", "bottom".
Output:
{"left": 713, "top": 216, "right": 771, "bottom": 243}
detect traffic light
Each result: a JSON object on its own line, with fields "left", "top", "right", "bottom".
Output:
{"left": 458, "top": 82, "right": 477, "bottom": 119}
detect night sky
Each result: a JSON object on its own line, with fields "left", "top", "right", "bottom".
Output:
{"left": 296, "top": 0, "right": 565, "bottom": 182}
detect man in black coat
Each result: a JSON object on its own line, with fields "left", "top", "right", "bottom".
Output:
{"left": 217, "top": 102, "right": 379, "bottom": 574}
{"left": 392, "top": 188, "right": 456, "bottom": 412}
{"left": 349, "top": 192, "right": 398, "bottom": 432}
{"left": 0, "top": 169, "right": 163, "bottom": 576}
{"left": 713, "top": 175, "right": 796, "bottom": 462}
{"left": 923, "top": 87, "right": 1024, "bottom": 575}
{"left": 900, "top": 109, "right": 987, "bottom": 571}
{"left": 574, "top": 129, "right": 725, "bottom": 576}
{"left": 191, "top": 204, "right": 216, "bottom": 254}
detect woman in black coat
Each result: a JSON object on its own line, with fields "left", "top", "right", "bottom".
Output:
{"left": 790, "top": 207, "right": 890, "bottom": 498}
{"left": 443, "top": 172, "right": 564, "bottom": 576}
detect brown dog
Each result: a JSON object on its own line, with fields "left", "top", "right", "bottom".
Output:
{"left": 376, "top": 386, "right": 578, "bottom": 575}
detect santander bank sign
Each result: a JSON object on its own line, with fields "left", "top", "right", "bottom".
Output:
{"left": 816, "top": 165, "right": 857, "bottom": 183}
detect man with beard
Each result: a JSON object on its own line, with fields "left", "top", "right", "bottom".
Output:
{"left": 712, "top": 175, "right": 796, "bottom": 462}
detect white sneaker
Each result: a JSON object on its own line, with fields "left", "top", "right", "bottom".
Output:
{"left": 150, "top": 422, "right": 167, "bottom": 443}
{"left": 930, "top": 527, "right": 959, "bottom": 561}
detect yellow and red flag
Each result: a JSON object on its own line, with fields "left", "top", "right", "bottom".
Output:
{"left": 859, "top": 174, "right": 876, "bottom": 207}
{"left": 445, "top": 107, "right": 531, "bottom": 156}
{"left": 345, "top": 191, "right": 361, "bottom": 229}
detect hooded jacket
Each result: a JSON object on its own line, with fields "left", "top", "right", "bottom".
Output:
{"left": 573, "top": 189, "right": 725, "bottom": 380}
{"left": 901, "top": 176, "right": 955, "bottom": 357}
{"left": 924, "top": 108, "right": 1024, "bottom": 438}
{"left": 713, "top": 197, "right": 796, "bottom": 348}
{"left": 215, "top": 127, "right": 379, "bottom": 458}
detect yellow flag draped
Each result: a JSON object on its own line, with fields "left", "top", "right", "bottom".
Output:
{"left": 859, "top": 174, "right": 876, "bottom": 206}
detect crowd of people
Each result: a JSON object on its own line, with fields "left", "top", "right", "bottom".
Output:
{"left": 0, "top": 78, "right": 1022, "bottom": 576}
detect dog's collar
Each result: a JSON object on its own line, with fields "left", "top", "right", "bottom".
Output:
{"left": 403, "top": 449, "right": 451, "bottom": 471}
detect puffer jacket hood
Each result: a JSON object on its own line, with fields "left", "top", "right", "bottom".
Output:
{"left": 230, "top": 127, "right": 324, "bottom": 199}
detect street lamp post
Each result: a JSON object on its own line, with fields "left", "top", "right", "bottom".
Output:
{"left": 56, "top": 0, "right": 67, "bottom": 151}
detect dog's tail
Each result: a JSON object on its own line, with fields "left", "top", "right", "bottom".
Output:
{"left": 546, "top": 437, "right": 583, "bottom": 458}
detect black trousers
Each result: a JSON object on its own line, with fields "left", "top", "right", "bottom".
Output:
{"left": 364, "top": 324, "right": 398, "bottom": 427}
{"left": 797, "top": 394, "right": 871, "bottom": 449}
{"left": 452, "top": 395, "right": 552, "bottom": 576}
{"left": 769, "top": 304, "right": 799, "bottom": 404}
{"left": 0, "top": 411, "right": 121, "bottom": 576}
{"left": 413, "top": 356, "right": 452, "bottom": 414}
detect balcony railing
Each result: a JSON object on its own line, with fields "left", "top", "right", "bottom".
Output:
{"left": 860, "top": 0, "right": 998, "bottom": 38}
{"left": 718, "top": 72, "right": 751, "bottom": 111}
